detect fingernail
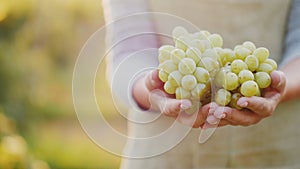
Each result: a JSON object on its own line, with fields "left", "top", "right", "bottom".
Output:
{"left": 237, "top": 98, "right": 248, "bottom": 107}
{"left": 206, "top": 115, "right": 218, "bottom": 125}
{"left": 180, "top": 101, "right": 191, "bottom": 110}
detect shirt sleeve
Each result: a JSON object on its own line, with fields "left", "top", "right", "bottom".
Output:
{"left": 102, "top": 0, "right": 160, "bottom": 111}
{"left": 281, "top": 0, "right": 300, "bottom": 67}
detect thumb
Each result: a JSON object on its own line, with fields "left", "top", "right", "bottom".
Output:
{"left": 145, "top": 69, "right": 164, "bottom": 90}
{"left": 270, "top": 70, "right": 286, "bottom": 93}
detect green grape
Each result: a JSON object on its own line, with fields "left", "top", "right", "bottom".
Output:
{"left": 198, "top": 57, "right": 220, "bottom": 73}
{"left": 253, "top": 47, "right": 269, "bottom": 63}
{"left": 264, "top": 58, "right": 277, "bottom": 71}
{"left": 238, "top": 70, "right": 254, "bottom": 84}
{"left": 158, "top": 60, "right": 177, "bottom": 73}
{"left": 234, "top": 45, "right": 243, "bottom": 51}
{"left": 214, "top": 47, "right": 223, "bottom": 54}
{"left": 158, "top": 45, "right": 175, "bottom": 63}
{"left": 208, "top": 34, "right": 223, "bottom": 47}
{"left": 240, "top": 80, "right": 260, "bottom": 97}
{"left": 235, "top": 47, "right": 251, "bottom": 60}
{"left": 220, "top": 48, "right": 236, "bottom": 64}
{"left": 172, "top": 26, "right": 188, "bottom": 40}
{"left": 215, "top": 89, "right": 231, "bottom": 106}
{"left": 229, "top": 93, "right": 243, "bottom": 110}
{"left": 190, "top": 39, "right": 211, "bottom": 53}
{"left": 257, "top": 63, "right": 273, "bottom": 74}
{"left": 178, "top": 58, "right": 196, "bottom": 75}
{"left": 244, "top": 55, "right": 259, "bottom": 72}
{"left": 176, "top": 87, "right": 191, "bottom": 99}
{"left": 186, "top": 47, "right": 202, "bottom": 64}
{"left": 202, "top": 48, "right": 219, "bottom": 61}
{"left": 223, "top": 72, "right": 239, "bottom": 91}
{"left": 181, "top": 74, "right": 197, "bottom": 90}
{"left": 201, "top": 30, "right": 211, "bottom": 37}
{"left": 214, "top": 67, "right": 230, "bottom": 87}
{"left": 158, "top": 70, "right": 169, "bottom": 82}
{"left": 164, "top": 81, "right": 176, "bottom": 94}
{"left": 191, "top": 83, "right": 207, "bottom": 99}
{"left": 255, "top": 72, "right": 271, "bottom": 88}
{"left": 168, "top": 70, "right": 183, "bottom": 87}
{"left": 242, "top": 41, "right": 256, "bottom": 53}
{"left": 194, "top": 67, "right": 210, "bottom": 83}
{"left": 175, "top": 35, "right": 191, "bottom": 51}
{"left": 171, "top": 48, "right": 186, "bottom": 64}
{"left": 192, "top": 32, "right": 207, "bottom": 40}
{"left": 231, "top": 59, "right": 248, "bottom": 74}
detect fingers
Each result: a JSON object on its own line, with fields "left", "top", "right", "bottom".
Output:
{"left": 221, "top": 107, "right": 262, "bottom": 126}
{"left": 270, "top": 70, "right": 286, "bottom": 93}
{"left": 237, "top": 96, "right": 274, "bottom": 117}
{"left": 145, "top": 70, "right": 164, "bottom": 90}
{"left": 149, "top": 90, "right": 192, "bottom": 117}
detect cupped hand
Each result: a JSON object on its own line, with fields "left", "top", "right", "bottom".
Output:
{"left": 132, "top": 70, "right": 208, "bottom": 128}
{"left": 201, "top": 70, "right": 287, "bottom": 128}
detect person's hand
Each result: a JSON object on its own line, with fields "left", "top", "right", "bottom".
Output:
{"left": 132, "top": 70, "right": 208, "bottom": 128}
{"left": 201, "top": 70, "right": 287, "bottom": 128}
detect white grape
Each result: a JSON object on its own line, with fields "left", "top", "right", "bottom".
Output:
{"left": 181, "top": 74, "right": 197, "bottom": 90}
{"left": 234, "top": 45, "right": 243, "bottom": 51}
{"left": 190, "top": 39, "right": 211, "bottom": 53}
{"left": 193, "top": 67, "right": 210, "bottom": 83}
{"left": 171, "top": 48, "right": 186, "bottom": 64}
{"left": 178, "top": 58, "right": 196, "bottom": 75}
{"left": 257, "top": 63, "right": 273, "bottom": 74}
{"left": 208, "top": 34, "right": 223, "bottom": 48}
{"left": 168, "top": 70, "right": 183, "bottom": 87}
{"left": 235, "top": 47, "right": 251, "bottom": 60}
{"left": 223, "top": 72, "right": 239, "bottom": 91}
{"left": 244, "top": 55, "right": 259, "bottom": 72}
{"left": 215, "top": 89, "right": 231, "bottom": 106}
{"left": 240, "top": 80, "right": 260, "bottom": 97}
{"left": 219, "top": 48, "right": 235, "bottom": 64}
{"left": 242, "top": 41, "right": 256, "bottom": 53}
{"left": 264, "top": 58, "right": 277, "bottom": 71}
{"left": 158, "top": 70, "right": 169, "bottom": 82}
{"left": 200, "top": 30, "right": 211, "bottom": 37}
{"left": 176, "top": 87, "right": 191, "bottom": 99}
{"left": 158, "top": 60, "right": 177, "bottom": 73}
{"left": 192, "top": 32, "right": 207, "bottom": 40}
{"left": 255, "top": 72, "right": 271, "bottom": 89}
{"left": 231, "top": 59, "right": 248, "bottom": 74}
{"left": 238, "top": 70, "right": 254, "bottom": 84}
{"left": 202, "top": 48, "right": 219, "bottom": 61}
{"left": 229, "top": 93, "right": 243, "bottom": 110}
{"left": 186, "top": 47, "right": 202, "bottom": 64}
{"left": 191, "top": 83, "right": 207, "bottom": 99}
{"left": 172, "top": 26, "right": 188, "bottom": 40}
{"left": 164, "top": 81, "right": 176, "bottom": 94}
{"left": 214, "top": 68, "right": 227, "bottom": 87}
{"left": 175, "top": 35, "right": 190, "bottom": 51}
{"left": 198, "top": 57, "right": 220, "bottom": 73}
{"left": 158, "top": 45, "right": 175, "bottom": 63}
{"left": 253, "top": 47, "right": 269, "bottom": 63}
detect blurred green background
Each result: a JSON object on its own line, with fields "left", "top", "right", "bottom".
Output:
{"left": 0, "top": 0, "right": 123, "bottom": 168}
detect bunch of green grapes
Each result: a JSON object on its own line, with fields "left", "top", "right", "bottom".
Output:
{"left": 214, "top": 41, "right": 277, "bottom": 110}
{"left": 157, "top": 26, "right": 222, "bottom": 114}
{"left": 157, "top": 26, "right": 277, "bottom": 115}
